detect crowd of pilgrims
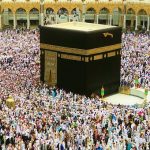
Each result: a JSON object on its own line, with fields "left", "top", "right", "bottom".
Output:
{"left": 121, "top": 32, "right": 150, "bottom": 88}
{"left": 0, "top": 29, "right": 150, "bottom": 150}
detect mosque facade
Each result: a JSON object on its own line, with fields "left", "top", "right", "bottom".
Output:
{"left": 0, "top": 0, "right": 150, "bottom": 30}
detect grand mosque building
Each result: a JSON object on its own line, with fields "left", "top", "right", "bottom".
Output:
{"left": 0, "top": 0, "right": 150, "bottom": 30}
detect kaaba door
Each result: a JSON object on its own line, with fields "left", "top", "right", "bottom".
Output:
{"left": 44, "top": 51, "right": 57, "bottom": 86}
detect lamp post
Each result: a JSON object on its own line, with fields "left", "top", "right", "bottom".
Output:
{"left": 40, "top": 0, "right": 44, "bottom": 26}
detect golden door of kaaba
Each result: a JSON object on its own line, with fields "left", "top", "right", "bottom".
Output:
{"left": 44, "top": 51, "right": 57, "bottom": 86}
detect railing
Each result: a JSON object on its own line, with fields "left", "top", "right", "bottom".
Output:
{"left": 2, "top": 13, "right": 148, "bottom": 20}
{"left": 2, "top": 14, "right": 39, "bottom": 20}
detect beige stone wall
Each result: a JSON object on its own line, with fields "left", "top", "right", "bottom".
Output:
{"left": 0, "top": 2, "right": 150, "bottom": 15}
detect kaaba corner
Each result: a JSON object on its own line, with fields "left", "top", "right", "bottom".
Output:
{"left": 40, "top": 22, "right": 122, "bottom": 96}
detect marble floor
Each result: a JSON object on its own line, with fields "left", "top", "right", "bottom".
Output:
{"left": 105, "top": 93, "right": 144, "bottom": 105}
{"left": 105, "top": 88, "right": 150, "bottom": 105}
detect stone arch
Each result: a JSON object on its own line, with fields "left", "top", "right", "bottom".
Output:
{"left": 85, "top": 7, "right": 96, "bottom": 23}
{"left": 46, "top": 8, "right": 55, "bottom": 14}
{"left": 45, "top": 8, "right": 55, "bottom": 25}
{"left": 71, "top": 7, "right": 81, "bottom": 14}
{"left": 16, "top": 8, "right": 27, "bottom": 14}
{"left": 99, "top": 7, "right": 110, "bottom": 14}
{"left": 137, "top": 9, "right": 147, "bottom": 15}
{"left": 29, "top": 8, "right": 39, "bottom": 26}
{"left": 127, "top": 8, "right": 136, "bottom": 15}
{"left": 29, "top": 8, "right": 39, "bottom": 14}
{"left": 29, "top": 7, "right": 40, "bottom": 13}
{"left": 44, "top": 4, "right": 56, "bottom": 14}
{"left": 137, "top": 9, "right": 147, "bottom": 29}
{"left": 86, "top": 7, "right": 96, "bottom": 14}
{"left": 99, "top": 7, "right": 110, "bottom": 25}
{"left": 1, "top": 7, "right": 14, "bottom": 14}
{"left": 16, "top": 8, "right": 27, "bottom": 28}
{"left": 127, "top": 8, "right": 136, "bottom": 27}
{"left": 15, "top": 7, "right": 27, "bottom": 13}
{"left": 2, "top": 8, "right": 13, "bottom": 27}
{"left": 1, "top": 8, "right": 13, "bottom": 14}
{"left": 57, "top": 7, "right": 69, "bottom": 15}
{"left": 70, "top": 8, "right": 81, "bottom": 22}
{"left": 57, "top": 7, "right": 69, "bottom": 23}
{"left": 99, "top": 7, "right": 110, "bottom": 13}
{"left": 112, "top": 7, "right": 122, "bottom": 26}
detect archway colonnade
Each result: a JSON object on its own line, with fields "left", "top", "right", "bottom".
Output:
{"left": 0, "top": 1, "right": 150, "bottom": 31}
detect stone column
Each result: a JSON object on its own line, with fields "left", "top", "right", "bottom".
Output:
{"left": 55, "top": 14, "right": 58, "bottom": 24}
{"left": 40, "top": 13, "right": 44, "bottom": 26}
{"left": 82, "top": 2, "right": 86, "bottom": 22}
{"left": 96, "top": 14, "right": 99, "bottom": 24}
{"left": 78, "top": 12, "right": 81, "bottom": 22}
{"left": 40, "top": 2, "right": 44, "bottom": 26}
{"left": 142, "top": 15, "right": 145, "bottom": 29}
{"left": 3, "top": 9, "right": 9, "bottom": 25}
{"left": 0, "top": 14, "right": 2, "bottom": 29}
{"left": 109, "top": 14, "right": 112, "bottom": 25}
{"left": 13, "top": 13, "right": 17, "bottom": 29}
{"left": 118, "top": 15, "right": 122, "bottom": 27}
{"left": 82, "top": 13, "right": 85, "bottom": 22}
{"left": 131, "top": 15, "right": 134, "bottom": 27}
{"left": 123, "top": 14, "right": 126, "bottom": 29}
{"left": 69, "top": 14, "right": 71, "bottom": 22}
{"left": 107, "top": 14, "right": 109, "bottom": 25}
{"left": 27, "top": 12, "right": 30, "bottom": 29}
{"left": 135, "top": 15, "right": 138, "bottom": 30}
{"left": 76, "top": 7, "right": 80, "bottom": 21}
{"left": 147, "top": 16, "right": 149, "bottom": 31}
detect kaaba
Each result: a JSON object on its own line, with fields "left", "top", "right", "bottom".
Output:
{"left": 40, "top": 22, "right": 122, "bottom": 96}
